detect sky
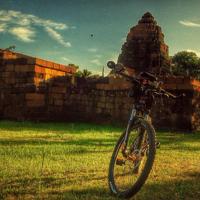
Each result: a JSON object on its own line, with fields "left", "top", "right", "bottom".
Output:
{"left": 0, "top": 0, "right": 200, "bottom": 74}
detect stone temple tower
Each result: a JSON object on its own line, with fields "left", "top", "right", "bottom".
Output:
{"left": 118, "top": 12, "right": 170, "bottom": 74}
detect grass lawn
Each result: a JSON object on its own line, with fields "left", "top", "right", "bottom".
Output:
{"left": 0, "top": 121, "right": 200, "bottom": 200}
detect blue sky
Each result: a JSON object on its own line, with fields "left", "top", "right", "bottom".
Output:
{"left": 0, "top": 0, "right": 200, "bottom": 74}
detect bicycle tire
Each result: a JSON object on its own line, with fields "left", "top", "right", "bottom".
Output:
{"left": 108, "top": 118, "right": 156, "bottom": 199}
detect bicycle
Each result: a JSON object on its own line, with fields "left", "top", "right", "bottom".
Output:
{"left": 107, "top": 61, "right": 182, "bottom": 199}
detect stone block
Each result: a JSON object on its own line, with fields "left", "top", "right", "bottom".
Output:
{"left": 26, "top": 100, "right": 45, "bottom": 107}
{"left": 53, "top": 63, "right": 60, "bottom": 70}
{"left": 49, "top": 93, "right": 63, "bottom": 100}
{"left": 46, "top": 61, "right": 54, "bottom": 68}
{"left": 163, "top": 83, "right": 177, "bottom": 90}
{"left": 26, "top": 93, "right": 45, "bottom": 101}
{"left": 96, "top": 107, "right": 102, "bottom": 114}
{"left": 51, "top": 87, "right": 66, "bottom": 94}
{"left": 35, "top": 58, "right": 46, "bottom": 67}
{"left": 15, "top": 65, "right": 35, "bottom": 72}
{"left": 5, "top": 77, "right": 15, "bottom": 84}
{"left": 26, "top": 56, "right": 36, "bottom": 65}
{"left": 5, "top": 64, "right": 15, "bottom": 71}
{"left": 35, "top": 66, "right": 45, "bottom": 73}
{"left": 45, "top": 68, "right": 53, "bottom": 75}
{"left": 176, "top": 84, "right": 193, "bottom": 90}
{"left": 54, "top": 99, "right": 63, "bottom": 106}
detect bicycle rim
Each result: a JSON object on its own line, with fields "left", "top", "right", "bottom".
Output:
{"left": 110, "top": 120, "right": 155, "bottom": 196}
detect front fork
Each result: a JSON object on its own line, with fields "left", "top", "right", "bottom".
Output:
{"left": 121, "top": 105, "right": 136, "bottom": 156}
{"left": 122, "top": 106, "right": 149, "bottom": 156}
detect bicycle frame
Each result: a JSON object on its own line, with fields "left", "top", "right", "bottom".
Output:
{"left": 123, "top": 103, "right": 150, "bottom": 153}
{"left": 124, "top": 105, "right": 136, "bottom": 145}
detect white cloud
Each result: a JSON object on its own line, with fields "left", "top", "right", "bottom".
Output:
{"left": 0, "top": 9, "right": 72, "bottom": 46}
{"left": 186, "top": 49, "right": 200, "bottom": 57}
{"left": 0, "top": 10, "right": 68, "bottom": 29}
{"left": 94, "top": 54, "right": 102, "bottom": 58}
{"left": 61, "top": 57, "right": 71, "bottom": 62}
{"left": 179, "top": 20, "right": 200, "bottom": 27}
{"left": 88, "top": 48, "right": 98, "bottom": 52}
{"left": 0, "top": 23, "right": 7, "bottom": 32}
{"left": 45, "top": 27, "right": 71, "bottom": 47}
{"left": 32, "top": 17, "right": 67, "bottom": 30}
{"left": 90, "top": 59, "right": 102, "bottom": 66}
{"left": 9, "top": 27, "right": 35, "bottom": 42}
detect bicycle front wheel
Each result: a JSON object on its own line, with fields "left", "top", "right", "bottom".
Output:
{"left": 108, "top": 118, "right": 156, "bottom": 199}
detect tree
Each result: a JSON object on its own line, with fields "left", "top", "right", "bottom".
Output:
{"left": 75, "top": 69, "right": 92, "bottom": 78}
{"left": 69, "top": 63, "right": 79, "bottom": 68}
{"left": 81, "top": 69, "right": 92, "bottom": 77}
{"left": 171, "top": 51, "right": 200, "bottom": 79}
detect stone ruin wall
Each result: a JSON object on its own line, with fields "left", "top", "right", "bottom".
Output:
{"left": 151, "top": 77, "right": 200, "bottom": 130}
{"left": 0, "top": 50, "right": 200, "bottom": 131}
{"left": 1, "top": 11, "right": 200, "bottom": 132}
{"left": 0, "top": 50, "right": 76, "bottom": 120}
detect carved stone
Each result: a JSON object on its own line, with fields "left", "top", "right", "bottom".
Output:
{"left": 118, "top": 12, "right": 170, "bottom": 74}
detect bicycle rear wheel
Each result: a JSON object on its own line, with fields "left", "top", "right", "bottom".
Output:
{"left": 108, "top": 118, "right": 156, "bottom": 199}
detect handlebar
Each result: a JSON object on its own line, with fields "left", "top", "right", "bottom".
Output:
{"left": 118, "top": 71, "right": 140, "bottom": 84}
{"left": 159, "top": 88, "right": 185, "bottom": 99}
{"left": 107, "top": 61, "right": 140, "bottom": 84}
{"left": 107, "top": 61, "right": 185, "bottom": 100}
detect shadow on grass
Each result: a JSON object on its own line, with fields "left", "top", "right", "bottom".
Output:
{"left": 55, "top": 171, "right": 200, "bottom": 200}
{"left": 1, "top": 171, "right": 200, "bottom": 200}
{"left": 0, "top": 137, "right": 117, "bottom": 148}
{"left": 0, "top": 120, "right": 122, "bottom": 134}
{"left": 156, "top": 131, "right": 200, "bottom": 152}
{"left": 62, "top": 187, "right": 117, "bottom": 200}
{"left": 138, "top": 171, "right": 200, "bottom": 200}
{"left": 1, "top": 133, "right": 200, "bottom": 153}
{"left": 0, "top": 177, "right": 116, "bottom": 200}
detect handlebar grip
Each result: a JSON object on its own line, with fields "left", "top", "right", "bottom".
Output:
{"left": 107, "top": 61, "right": 115, "bottom": 69}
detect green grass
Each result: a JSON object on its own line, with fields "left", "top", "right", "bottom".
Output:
{"left": 0, "top": 121, "right": 200, "bottom": 200}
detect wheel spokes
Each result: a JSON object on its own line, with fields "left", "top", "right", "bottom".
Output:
{"left": 113, "top": 130, "right": 149, "bottom": 192}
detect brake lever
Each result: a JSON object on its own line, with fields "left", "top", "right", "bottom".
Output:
{"left": 115, "top": 63, "right": 125, "bottom": 73}
{"left": 175, "top": 93, "right": 186, "bottom": 99}
{"left": 166, "top": 92, "right": 186, "bottom": 99}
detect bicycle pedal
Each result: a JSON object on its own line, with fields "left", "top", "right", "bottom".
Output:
{"left": 156, "top": 141, "right": 160, "bottom": 149}
{"left": 133, "top": 168, "right": 139, "bottom": 174}
{"left": 116, "top": 158, "right": 125, "bottom": 166}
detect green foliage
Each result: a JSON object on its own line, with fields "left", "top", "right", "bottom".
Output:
{"left": 75, "top": 69, "right": 92, "bottom": 78}
{"left": 0, "top": 121, "right": 200, "bottom": 199}
{"left": 68, "top": 63, "right": 79, "bottom": 69}
{"left": 171, "top": 51, "right": 200, "bottom": 79}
